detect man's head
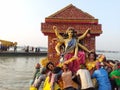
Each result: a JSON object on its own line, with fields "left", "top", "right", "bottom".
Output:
{"left": 80, "top": 64, "right": 86, "bottom": 69}
{"left": 88, "top": 52, "right": 97, "bottom": 61}
{"left": 118, "top": 63, "right": 120, "bottom": 69}
{"left": 95, "top": 62, "right": 101, "bottom": 70}
{"left": 35, "top": 63, "right": 41, "bottom": 69}
{"left": 46, "top": 62, "right": 55, "bottom": 71}
{"left": 62, "top": 64, "right": 69, "bottom": 71}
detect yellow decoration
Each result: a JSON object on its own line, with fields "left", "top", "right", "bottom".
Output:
{"left": 43, "top": 76, "right": 60, "bottom": 90}
{"left": 86, "top": 54, "right": 105, "bottom": 70}
{"left": 40, "top": 57, "right": 49, "bottom": 67}
{"left": 86, "top": 61, "right": 96, "bottom": 70}
{"left": 0, "top": 39, "right": 17, "bottom": 47}
{"left": 29, "top": 86, "right": 37, "bottom": 90}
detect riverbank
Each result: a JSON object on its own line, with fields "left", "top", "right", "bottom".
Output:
{"left": 0, "top": 51, "right": 47, "bottom": 56}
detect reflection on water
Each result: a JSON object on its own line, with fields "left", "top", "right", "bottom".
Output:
{"left": 0, "top": 56, "right": 45, "bottom": 90}
{"left": 0, "top": 52, "right": 119, "bottom": 90}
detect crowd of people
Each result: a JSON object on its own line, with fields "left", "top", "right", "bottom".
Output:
{"left": 30, "top": 53, "right": 120, "bottom": 90}
{"left": 30, "top": 26, "right": 120, "bottom": 90}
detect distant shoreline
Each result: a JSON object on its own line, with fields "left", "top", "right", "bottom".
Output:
{"left": 0, "top": 51, "right": 47, "bottom": 56}
{"left": 1, "top": 50, "right": 119, "bottom": 57}
{"left": 96, "top": 50, "right": 120, "bottom": 53}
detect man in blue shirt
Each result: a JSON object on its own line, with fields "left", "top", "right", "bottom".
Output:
{"left": 92, "top": 62, "right": 111, "bottom": 90}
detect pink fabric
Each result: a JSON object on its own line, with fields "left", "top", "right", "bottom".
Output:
{"left": 48, "top": 71, "right": 56, "bottom": 88}
{"left": 50, "top": 73, "right": 56, "bottom": 87}
{"left": 64, "top": 51, "right": 85, "bottom": 73}
{"left": 62, "top": 71, "right": 73, "bottom": 89}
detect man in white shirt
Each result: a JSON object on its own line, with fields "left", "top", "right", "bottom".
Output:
{"left": 76, "top": 64, "right": 94, "bottom": 90}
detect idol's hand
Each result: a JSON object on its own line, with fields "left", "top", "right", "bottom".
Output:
{"left": 53, "top": 26, "right": 57, "bottom": 30}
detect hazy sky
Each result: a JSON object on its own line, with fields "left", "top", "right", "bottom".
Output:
{"left": 0, "top": 0, "right": 120, "bottom": 51}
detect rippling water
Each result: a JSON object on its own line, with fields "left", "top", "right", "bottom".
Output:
{"left": 0, "top": 56, "right": 45, "bottom": 90}
{"left": 0, "top": 52, "right": 119, "bottom": 90}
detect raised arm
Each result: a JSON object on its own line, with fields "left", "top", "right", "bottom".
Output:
{"left": 78, "top": 28, "right": 90, "bottom": 40}
{"left": 53, "top": 26, "right": 63, "bottom": 40}
{"left": 97, "top": 54, "right": 105, "bottom": 62}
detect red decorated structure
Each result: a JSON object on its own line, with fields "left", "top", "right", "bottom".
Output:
{"left": 41, "top": 4, "right": 102, "bottom": 62}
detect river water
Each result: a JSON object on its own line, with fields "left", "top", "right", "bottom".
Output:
{"left": 0, "top": 52, "right": 120, "bottom": 90}
{"left": 0, "top": 56, "right": 44, "bottom": 90}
